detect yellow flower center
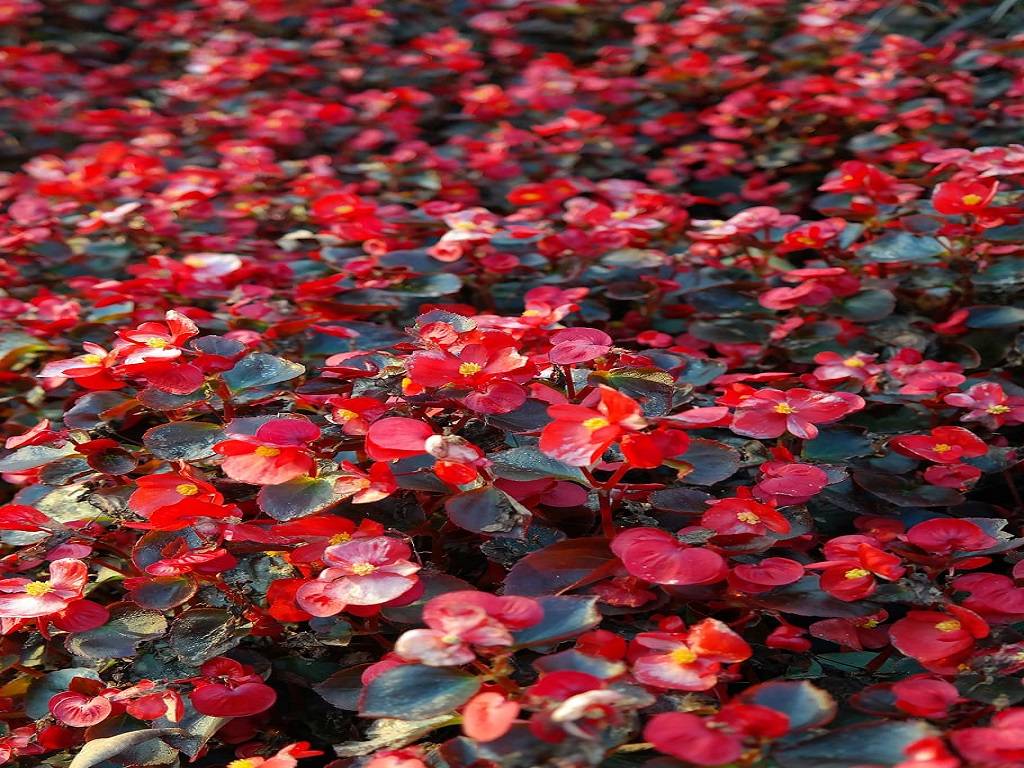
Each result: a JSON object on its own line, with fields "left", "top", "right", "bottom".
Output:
{"left": 669, "top": 647, "right": 698, "bottom": 665}
{"left": 860, "top": 618, "right": 880, "bottom": 629}
{"left": 458, "top": 362, "right": 483, "bottom": 376}
{"left": 335, "top": 409, "right": 358, "bottom": 422}
{"left": 145, "top": 338, "right": 169, "bottom": 348}
{"left": 228, "top": 760, "right": 256, "bottom": 768}
{"left": 582, "top": 417, "right": 610, "bottom": 431}
{"left": 522, "top": 309, "right": 544, "bottom": 317}
{"left": 441, "top": 633, "right": 461, "bottom": 645}
{"left": 519, "top": 192, "right": 542, "bottom": 202}
{"left": 610, "top": 210, "right": 632, "bottom": 220}
{"left": 736, "top": 511, "right": 761, "bottom": 525}
{"left": 773, "top": 403, "right": 795, "bottom": 414}
{"left": 24, "top": 581, "right": 52, "bottom": 597}
{"left": 935, "top": 620, "right": 961, "bottom": 633}
{"left": 351, "top": 562, "right": 376, "bottom": 576}
{"left": 961, "top": 193, "right": 982, "bottom": 206}
{"left": 844, "top": 568, "right": 870, "bottom": 580}
{"left": 175, "top": 483, "right": 199, "bottom": 496}
{"left": 254, "top": 446, "right": 281, "bottom": 457}
{"left": 932, "top": 443, "right": 952, "bottom": 453}
{"left": 452, "top": 220, "right": 476, "bottom": 230}
{"left": 844, "top": 357, "right": 866, "bottom": 367}
{"left": 329, "top": 532, "right": 352, "bottom": 545}
{"left": 80, "top": 354, "right": 104, "bottom": 365}
{"left": 987, "top": 404, "right": 1010, "bottom": 414}
{"left": 334, "top": 204, "right": 354, "bottom": 215}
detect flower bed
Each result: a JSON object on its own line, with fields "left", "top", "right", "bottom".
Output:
{"left": 0, "top": 2, "right": 1023, "bottom": 767}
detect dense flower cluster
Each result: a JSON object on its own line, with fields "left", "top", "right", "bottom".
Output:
{"left": 0, "top": 1, "right": 1023, "bottom": 767}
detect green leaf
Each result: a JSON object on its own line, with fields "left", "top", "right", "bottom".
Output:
{"left": 752, "top": 576, "right": 877, "bottom": 619}
{"left": 445, "top": 486, "right": 531, "bottom": 536}
{"left": 143, "top": 421, "right": 223, "bottom": 461}
{"left": 165, "top": 608, "right": 241, "bottom": 663}
{"left": 774, "top": 720, "right": 936, "bottom": 768}
{"left": 802, "top": 429, "right": 873, "bottom": 462}
{"left": 670, "top": 438, "right": 740, "bottom": 485}
{"left": 68, "top": 728, "right": 185, "bottom": 768}
{"left": 223, "top": 353, "right": 305, "bottom": 391}
{"left": 314, "top": 664, "right": 372, "bottom": 710}
{"left": 0, "top": 444, "right": 76, "bottom": 472}
{"left": 66, "top": 604, "right": 167, "bottom": 659}
{"left": 360, "top": 665, "right": 480, "bottom": 720}
{"left": 128, "top": 575, "right": 198, "bottom": 610}
{"left": 257, "top": 475, "right": 339, "bottom": 521}
{"left": 491, "top": 447, "right": 587, "bottom": 484}
{"left": 512, "top": 596, "right": 601, "bottom": 648}
{"left": 853, "top": 470, "right": 964, "bottom": 507}
{"left": 834, "top": 289, "right": 896, "bottom": 322}
{"left": 504, "top": 537, "right": 615, "bottom": 595}
{"left": 333, "top": 716, "right": 453, "bottom": 757}
{"left": 860, "top": 232, "right": 945, "bottom": 263}
{"left": 737, "top": 681, "right": 836, "bottom": 732}
{"left": 965, "top": 305, "right": 1024, "bottom": 328}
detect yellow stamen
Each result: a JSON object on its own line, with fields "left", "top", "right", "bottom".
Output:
{"left": 844, "top": 568, "right": 870, "bottom": 579}
{"left": 844, "top": 357, "right": 866, "bottom": 368}
{"left": 80, "top": 354, "right": 104, "bottom": 365}
{"left": 334, "top": 409, "right": 358, "bottom": 422}
{"left": 860, "top": 618, "right": 880, "bottom": 629}
{"left": 351, "top": 562, "right": 375, "bottom": 576}
{"left": 935, "top": 620, "right": 961, "bottom": 633}
{"left": 329, "top": 532, "right": 352, "bottom": 545}
{"left": 736, "top": 511, "right": 761, "bottom": 525}
{"left": 146, "top": 338, "right": 169, "bottom": 348}
{"left": 254, "top": 446, "right": 281, "bottom": 457}
{"left": 669, "top": 647, "right": 698, "bottom": 665}
{"left": 228, "top": 760, "right": 256, "bottom": 768}
{"left": 522, "top": 309, "right": 544, "bottom": 317}
{"left": 175, "top": 483, "right": 199, "bottom": 496}
{"left": 458, "top": 362, "right": 483, "bottom": 376}
{"left": 610, "top": 210, "right": 632, "bottom": 220}
{"left": 932, "top": 443, "right": 952, "bottom": 453}
{"left": 24, "top": 581, "right": 52, "bottom": 597}
{"left": 987, "top": 404, "right": 1010, "bottom": 415}
{"left": 582, "top": 417, "right": 610, "bottom": 431}
{"left": 773, "top": 403, "right": 795, "bottom": 414}
{"left": 334, "top": 205, "right": 354, "bottom": 215}
{"left": 961, "top": 193, "right": 982, "bottom": 206}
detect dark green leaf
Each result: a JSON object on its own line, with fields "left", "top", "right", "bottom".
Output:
{"left": 258, "top": 475, "right": 339, "bottom": 521}
{"left": 512, "top": 596, "right": 601, "bottom": 648}
{"left": 774, "top": 720, "right": 936, "bottom": 768}
{"left": 223, "top": 353, "right": 305, "bottom": 391}
{"left": 445, "top": 486, "right": 531, "bottom": 536}
{"left": 143, "top": 421, "right": 223, "bottom": 461}
{"left": 361, "top": 665, "right": 480, "bottom": 720}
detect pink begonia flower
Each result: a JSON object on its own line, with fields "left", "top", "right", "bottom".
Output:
{"left": 395, "top": 590, "right": 542, "bottom": 666}
{"left": 812, "top": 351, "right": 881, "bottom": 384}
{"left": 944, "top": 382, "right": 1024, "bottom": 429}
{"left": 295, "top": 537, "right": 420, "bottom": 617}
{"left": 214, "top": 416, "right": 321, "bottom": 485}
{"left": 730, "top": 388, "right": 865, "bottom": 439}
{"left": 628, "top": 619, "right": 751, "bottom": 690}
{"left": 0, "top": 559, "right": 89, "bottom": 618}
